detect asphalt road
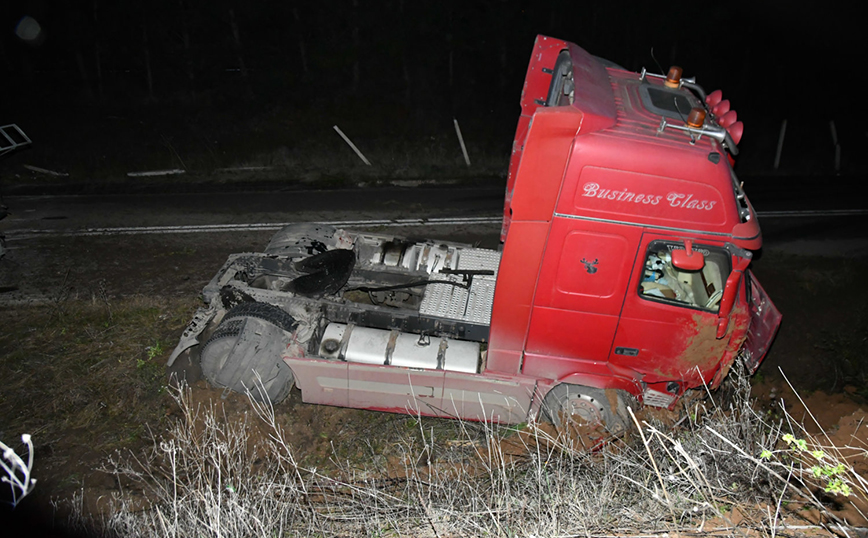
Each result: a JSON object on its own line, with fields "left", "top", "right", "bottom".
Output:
{"left": 1, "top": 179, "right": 865, "bottom": 398}
{"left": 2, "top": 180, "right": 867, "bottom": 258}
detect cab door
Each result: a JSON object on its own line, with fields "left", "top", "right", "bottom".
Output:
{"left": 521, "top": 217, "right": 640, "bottom": 381}
{"left": 610, "top": 234, "right": 737, "bottom": 394}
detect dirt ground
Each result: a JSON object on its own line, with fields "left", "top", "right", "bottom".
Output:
{"left": 2, "top": 218, "right": 868, "bottom": 533}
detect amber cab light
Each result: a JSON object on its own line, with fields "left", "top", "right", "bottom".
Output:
{"left": 686, "top": 107, "right": 706, "bottom": 128}
{"left": 706, "top": 89, "right": 723, "bottom": 107}
{"left": 712, "top": 99, "right": 730, "bottom": 117}
{"left": 664, "top": 66, "right": 683, "bottom": 88}
{"left": 727, "top": 121, "right": 744, "bottom": 145}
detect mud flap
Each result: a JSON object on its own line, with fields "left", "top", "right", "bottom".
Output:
{"left": 264, "top": 223, "right": 337, "bottom": 257}
{"left": 287, "top": 249, "right": 355, "bottom": 297}
{"left": 167, "top": 306, "right": 218, "bottom": 367}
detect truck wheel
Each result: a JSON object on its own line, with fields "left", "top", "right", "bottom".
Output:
{"left": 542, "top": 385, "right": 631, "bottom": 446}
{"left": 264, "top": 223, "right": 338, "bottom": 258}
{"left": 221, "top": 301, "right": 299, "bottom": 332}
{"left": 200, "top": 303, "right": 296, "bottom": 404}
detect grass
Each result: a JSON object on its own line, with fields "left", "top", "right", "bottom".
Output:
{"left": 55, "top": 362, "right": 868, "bottom": 537}
{"left": 0, "top": 295, "right": 200, "bottom": 496}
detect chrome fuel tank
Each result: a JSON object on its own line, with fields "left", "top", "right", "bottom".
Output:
{"left": 318, "top": 323, "right": 480, "bottom": 374}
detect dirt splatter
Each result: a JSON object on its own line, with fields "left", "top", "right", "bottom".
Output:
{"left": 676, "top": 313, "right": 730, "bottom": 372}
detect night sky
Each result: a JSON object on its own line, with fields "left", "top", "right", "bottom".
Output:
{"left": 1, "top": 1, "right": 864, "bottom": 173}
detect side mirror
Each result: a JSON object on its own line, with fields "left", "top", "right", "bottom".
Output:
{"left": 671, "top": 240, "right": 704, "bottom": 271}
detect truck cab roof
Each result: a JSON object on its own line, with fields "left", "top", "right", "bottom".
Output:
{"left": 507, "top": 35, "right": 760, "bottom": 250}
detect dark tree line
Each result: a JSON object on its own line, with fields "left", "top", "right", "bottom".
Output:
{"left": 3, "top": 1, "right": 535, "bottom": 111}
{"left": 1, "top": 1, "right": 864, "bottom": 139}
{"left": 1, "top": 2, "right": 777, "bottom": 111}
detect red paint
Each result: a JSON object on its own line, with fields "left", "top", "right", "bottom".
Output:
{"left": 491, "top": 36, "right": 778, "bottom": 411}
{"left": 728, "top": 121, "right": 744, "bottom": 145}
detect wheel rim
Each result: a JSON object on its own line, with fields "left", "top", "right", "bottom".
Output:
{"left": 563, "top": 395, "right": 605, "bottom": 426}
{"left": 557, "top": 392, "right": 608, "bottom": 450}
{"left": 543, "top": 384, "right": 632, "bottom": 450}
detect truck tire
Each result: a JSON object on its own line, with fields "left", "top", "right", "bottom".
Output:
{"left": 200, "top": 303, "right": 296, "bottom": 404}
{"left": 264, "top": 223, "right": 337, "bottom": 258}
{"left": 221, "top": 301, "right": 299, "bottom": 332}
{"left": 542, "top": 384, "right": 631, "bottom": 445}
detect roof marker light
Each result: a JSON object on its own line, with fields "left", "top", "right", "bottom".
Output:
{"left": 712, "top": 99, "right": 730, "bottom": 117}
{"left": 727, "top": 121, "right": 744, "bottom": 145}
{"left": 664, "top": 66, "right": 683, "bottom": 88}
{"left": 686, "top": 107, "right": 706, "bottom": 128}
{"left": 719, "top": 109, "right": 738, "bottom": 128}
{"left": 706, "top": 89, "right": 723, "bottom": 107}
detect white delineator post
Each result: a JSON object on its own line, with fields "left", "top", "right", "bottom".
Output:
{"left": 333, "top": 125, "right": 371, "bottom": 166}
{"left": 830, "top": 120, "right": 841, "bottom": 173}
{"left": 454, "top": 118, "right": 471, "bottom": 167}
{"left": 774, "top": 119, "right": 787, "bottom": 170}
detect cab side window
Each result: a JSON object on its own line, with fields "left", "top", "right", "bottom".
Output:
{"left": 639, "top": 241, "right": 731, "bottom": 312}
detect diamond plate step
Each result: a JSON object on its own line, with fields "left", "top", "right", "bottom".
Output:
{"left": 419, "top": 248, "right": 501, "bottom": 325}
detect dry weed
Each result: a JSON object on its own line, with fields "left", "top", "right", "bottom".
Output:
{"left": 58, "top": 361, "right": 868, "bottom": 537}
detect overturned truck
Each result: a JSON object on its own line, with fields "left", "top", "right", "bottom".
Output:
{"left": 169, "top": 35, "right": 781, "bottom": 440}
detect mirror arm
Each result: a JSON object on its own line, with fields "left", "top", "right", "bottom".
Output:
{"left": 715, "top": 250, "right": 752, "bottom": 339}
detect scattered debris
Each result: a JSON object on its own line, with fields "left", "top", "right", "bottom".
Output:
{"left": 127, "top": 169, "right": 186, "bottom": 178}
{"left": 22, "top": 165, "right": 68, "bottom": 177}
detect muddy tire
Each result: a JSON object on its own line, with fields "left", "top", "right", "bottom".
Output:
{"left": 222, "top": 301, "right": 299, "bottom": 332}
{"left": 200, "top": 303, "right": 296, "bottom": 404}
{"left": 542, "top": 384, "right": 631, "bottom": 447}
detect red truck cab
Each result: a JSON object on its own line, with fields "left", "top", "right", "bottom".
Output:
{"left": 492, "top": 35, "right": 779, "bottom": 409}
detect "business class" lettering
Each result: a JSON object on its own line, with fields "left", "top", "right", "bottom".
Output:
{"left": 581, "top": 183, "right": 716, "bottom": 211}
{"left": 582, "top": 183, "right": 662, "bottom": 205}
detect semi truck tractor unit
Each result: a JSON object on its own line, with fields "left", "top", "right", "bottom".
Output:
{"left": 168, "top": 35, "right": 781, "bottom": 441}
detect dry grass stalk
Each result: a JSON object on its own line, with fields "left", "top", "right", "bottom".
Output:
{"left": 60, "top": 361, "right": 868, "bottom": 537}
{"left": 1, "top": 433, "right": 36, "bottom": 506}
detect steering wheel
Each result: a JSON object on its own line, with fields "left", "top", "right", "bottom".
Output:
{"left": 706, "top": 289, "right": 724, "bottom": 310}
